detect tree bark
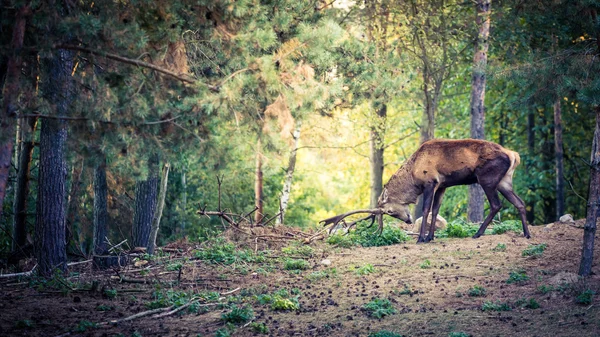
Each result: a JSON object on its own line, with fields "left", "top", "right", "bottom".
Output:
{"left": 35, "top": 46, "right": 74, "bottom": 277}
{"left": 132, "top": 155, "right": 159, "bottom": 250}
{"left": 12, "top": 116, "right": 37, "bottom": 254}
{"left": 554, "top": 99, "right": 565, "bottom": 219}
{"left": 579, "top": 107, "right": 600, "bottom": 276}
{"left": 255, "top": 138, "right": 264, "bottom": 225}
{"left": 370, "top": 105, "right": 387, "bottom": 208}
{"left": 65, "top": 158, "right": 84, "bottom": 254}
{"left": 415, "top": 83, "right": 437, "bottom": 219}
{"left": 277, "top": 122, "right": 302, "bottom": 226}
{"left": 0, "top": 5, "right": 30, "bottom": 221}
{"left": 180, "top": 170, "right": 186, "bottom": 233}
{"left": 468, "top": 0, "right": 491, "bottom": 224}
{"left": 93, "top": 157, "right": 108, "bottom": 255}
{"left": 149, "top": 163, "right": 170, "bottom": 254}
{"left": 526, "top": 110, "right": 536, "bottom": 224}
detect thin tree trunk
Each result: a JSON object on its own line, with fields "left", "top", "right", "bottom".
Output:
{"left": 149, "top": 163, "right": 170, "bottom": 254}
{"left": 415, "top": 85, "right": 436, "bottom": 219}
{"left": 93, "top": 157, "right": 108, "bottom": 255}
{"left": 579, "top": 107, "right": 600, "bottom": 276}
{"left": 180, "top": 170, "right": 186, "bottom": 233}
{"left": 0, "top": 5, "right": 29, "bottom": 221}
{"left": 541, "top": 112, "right": 556, "bottom": 224}
{"left": 132, "top": 155, "right": 159, "bottom": 250}
{"left": 65, "top": 158, "right": 84, "bottom": 254}
{"left": 468, "top": 0, "right": 491, "bottom": 224}
{"left": 12, "top": 116, "right": 37, "bottom": 254}
{"left": 277, "top": 122, "right": 302, "bottom": 226}
{"left": 526, "top": 110, "right": 536, "bottom": 224}
{"left": 370, "top": 105, "right": 387, "bottom": 208}
{"left": 35, "top": 46, "right": 74, "bottom": 277}
{"left": 554, "top": 99, "right": 565, "bottom": 219}
{"left": 255, "top": 138, "right": 264, "bottom": 225}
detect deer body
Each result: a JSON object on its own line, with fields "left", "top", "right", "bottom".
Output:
{"left": 378, "top": 139, "right": 530, "bottom": 243}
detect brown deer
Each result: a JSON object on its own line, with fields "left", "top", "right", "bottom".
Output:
{"left": 321, "top": 139, "right": 531, "bottom": 243}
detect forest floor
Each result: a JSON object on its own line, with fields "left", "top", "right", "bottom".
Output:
{"left": 1, "top": 219, "right": 600, "bottom": 337}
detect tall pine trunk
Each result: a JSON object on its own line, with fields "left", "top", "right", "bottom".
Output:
{"left": 0, "top": 5, "right": 29, "bottom": 221}
{"left": 132, "top": 155, "right": 159, "bottom": 250}
{"left": 526, "top": 110, "right": 536, "bottom": 224}
{"left": 149, "top": 163, "right": 170, "bottom": 254}
{"left": 65, "top": 158, "right": 84, "bottom": 254}
{"left": 180, "top": 170, "right": 186, "bottom": 233}
{"left": 277, "top": 122, "right": 301, "bottom": 226}
{"left": 579, "top": 107, "right": 600, "bottom": 276}
{"left": 370, "top": 105, "right": 386, "bottom": 208}
{"left": 255, "top": 139, "right": 264, "bottom": 225}
{"left": 468, "top": 0, "right": 491, "bottom": 224}
{"left": 35, "top": 47, "right": 74, "bottom": 277}
{"left": 554, "top": 99, "right": 565, "bottom": 219}
{"left": 12, "top": 116, "right": 37, "bottom": 254}
{"left": 93, "top": 157, "right": 108, "bottom": 255}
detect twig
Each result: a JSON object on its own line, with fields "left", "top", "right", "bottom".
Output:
{"left": 221, "top": 287, "right": 241, "bottom": 295}
{"left": 0, "top": 264, "right": 37, "bottom": 278}
{"left": 67, "top": 259, "right": 92, "bottom": 267}
{"left": 105, "top": 306, "right": 174, "bottom": 324}
{"left": 108, "top": 239, "right": 128, "bottom": 253}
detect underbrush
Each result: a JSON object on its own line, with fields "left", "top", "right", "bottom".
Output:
{"left": 437, "top": 219, "right": 522, "bottom": 238}
{"left": 327, "top": 221, "right": 410, "bottom": 248}
{"left": 194, "top": 238, "right": 268, "bottom": 264}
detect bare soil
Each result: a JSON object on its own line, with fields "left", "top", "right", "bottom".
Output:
{"left": 1, "top": 220, "right": 600, "bottom": 337}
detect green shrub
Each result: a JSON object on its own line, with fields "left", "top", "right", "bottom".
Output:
{"left": 283, "top": 259, "right": 310, "bottom": 271}
{"left": 419, "top": 259, "right": 431, "bottom": 269}
{"left": 576, "top": 289, "right": 595, "bottom": 305}
{"left": 282, "top": 244, "right": 314, "bottom": 257}
{"left": 166, "top": 262, "right": 183, "bottom": 271}
{"left": 250, "top": 322, "right": 270, "bottom": 334}
{"left": 221, "top": 306, "right": 254, "bottom": 325}
{"left": 437, "top": 219, "right": 481, "bottom": 238}
{"left": 491, "top": 220, "right": 522, "bottom": 235}
{"left": 362, "top": 298, "right": 396, "bottom": 318}
{"left": 355, "top": 264, "right": 376, "bottom": 275}
{"left": 468, "top": 285, "right": 487, "bottom": 297}
{"left": 327, "top": 222, "right": 410, "bottom": 248}
{"left": 524, "top": 298, "right": 540, "bottom": 309}
{"left": 492, "top": 243, "right": 507, "bottom": 252}
{"left": 522, "top": 243, "right": 547, "bottom": 258}
{"left": 271, "top": 295, "right": 300, "bottom": 310}
{"left": 482, "top": 301, "right": 512, "bottom": 311}
{"left": 448, "top": 333, "right": 470, "bottom": 337}
{"left": 74, "top": 320, "right": 98, "bottom": 332}
{"left": 194, "top": 238, "right": 266, "bottom": 265}
{"left": 369, "top": 330, "right": 404, "bottom": 337}
{"left": 537, "top": 285, "right": 554, "bottom": 294}
{"left": 506, "top": 270, "right": 530, "bottom": 285}
{"left": 326, "top": 233, "right": 355, "bottom": 248}
{"left": 307, "top": 268, "right": 337, "bottom": 282}
{"left": 146, "top": 289, "right": 190, "bottom": 309}
{"left": 103, "top": 288, "right": 118, "bottom": 299}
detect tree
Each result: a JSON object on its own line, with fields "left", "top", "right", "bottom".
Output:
{"left": 132, "top": 156, "right": 159, "bottom": 250}
{"left": 93, "top": 157, "right": 108, "bottom": 255}
{"left": 468, "top": 0, "right": 491, "bottom": 223}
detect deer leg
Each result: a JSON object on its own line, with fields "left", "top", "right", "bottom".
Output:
{"left": 472, "top": 187, "right": 502, "bottom": 239}
{"left": 417, "top": 184, "right": 436, "bottom": 243}
{"left": 498, "top": 185, "right": 531, "bottom": 239}
{"left": 425, "top": 187, "right": 446, "bottom": 242}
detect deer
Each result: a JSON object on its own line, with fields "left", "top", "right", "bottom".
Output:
{"left": 321, "top": 139, "right": 531, "bottom": 243}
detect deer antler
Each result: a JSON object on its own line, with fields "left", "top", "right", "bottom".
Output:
{"left": 320, "top": 209, "right": 385, "bottom": 234}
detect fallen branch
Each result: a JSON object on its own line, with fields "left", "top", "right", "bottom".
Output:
{"left": 0, "top": 264, "right": 37, "bottom": 278}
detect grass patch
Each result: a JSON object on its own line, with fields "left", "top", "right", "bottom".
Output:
{"left": 576, "top": 289, "right": 595, "bottom": 305}
{"left": 255, "top": 289, "right": 300, "bottom": 311}
{"left": 362, "top": 298, "right": 396, "bottom": 318}
{"left": 283, "top": 258, "right": 310, "bottom": 271}
{"left": 74, "top": 320, "right": 98, "bottom": 332}
{"left": 221, "top": 306, "right": 254, "bottom": 325}
{"left": 327, "top": 222, "right": 410, "bottom": 248}
{"left": 491, "top": 220, "right": 522, "bottom": 235}
{"left": 282, "top": 244, "right": 314, "bottom": 257}
{"left": 437, "top": 219, "right": 481, "bottom": 238}
{"left": 369, "top": 330, "right": 404, "bottom": 337}
{"left": 515, "top": 298, "right": 540, "bottom": 309}
{"left": 146, "top": 289, "right": 191, "bottom": 309}
{"left": 307, "top": 268, "right": 338, "bottom": 282}
{"left": 419, "top": 259, "right": 432, "bottom": 269}
{"left": 194, "top": 238, "right": 267, "bottom": 265}
{"left": 537, "top": 285, "right": 554, "bottom": 294}
{"left": 250, "top": 322, "right": 270, "bottom": 334}
{"left": 468, "top": 285, "right": 487, "bottom": 297}
{"left": 492, "top": 243, "right": 507, "bottom": 252}
{"left": 482, "top": 301, "right": 512, "bottom": 312}
{"left": 355, "top": 263, "right": 376, "bottom": 275}
{"left": 506, "top": 270, "right": 530, "bottom": 285}
{"left": 522, "top": 243, "right": 547, "bottom": 258}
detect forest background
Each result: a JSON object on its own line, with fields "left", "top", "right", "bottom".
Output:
{"left": 0, "top": 0, "right": 599, "bottom": 274}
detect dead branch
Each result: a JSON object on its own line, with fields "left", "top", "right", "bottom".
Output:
{"left": 0, "top": 264, "right": 37, "bottom": 278}
{"left": 320, "top": 208, "right": 383, "bottom": 228}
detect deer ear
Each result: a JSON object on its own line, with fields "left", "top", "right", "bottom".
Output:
{"left": 382, "top": 188, "right": 388, "bottom": 203}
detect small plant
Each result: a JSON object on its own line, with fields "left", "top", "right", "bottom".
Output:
{"left": 166, "top": 262, "right": 183, "bottom": 271}
{"left": 537, "top": 285, "right": 554, "bottom": 294}
{"left": 221, "top": 306, "right": 254, "bottom": 325}
{"left": 576, "top": 289, "right": 595, "bottom": 305}
{"left": 355, "top": 263, "right": 376, "bottom": 275}
{"left": 327, "top": 221, "right": 410, "bottom": 248}
{"left": 369, "top": 330, "right": 404, "bottom": 337}
{"left": 74, "top": 320, "right": 98, "bottom": 332}
{"left": 271, "top": 295, "right": 300, "bottom": 310}
{"left": 362, "top": 298, "right": 396, "bottom": 318}
{"left": 14, "top": 320, "right": 35, "bottom": 328}
{"left": 307, "top": 268, "right": 338, "bottom": 282}
{"left": 522, "top": 243, "right": 547, "bottom": 258}
{"left": 448, "top": 333, "right": 470, "bottom": 337}
{"left": 250, "top": 322, "right": 270, "bottom": 334}
{"left": 103, "top": 288, "right": 118, "bottom": 299}
{"left": 395, "top": 285, "right": 412, "bottom": 295}
{"left": 437, "top": 219, "right": 481, "bottom": 238}
{"left": 506, "top": 270, "right": 529, "bottom": 285}
{"left": 482, "top": 301, "right": 512, "bottom": 311}
{"left": 492, "top": 243, "right": 507, "bottom": 252}
{"left": 468, "top": 285, "right": 487, "bottom": 297}
{"left": 326, "top": 233, "right": 355, "bottom": 248}
{"left": 96, "top": 304, "right": 114, "bottom": 311}
{"left": 282, "top": 244, "right": 314, "bottom": 257}
{"left": 524, "top": 298, "right": 540, "bottom": 309}
{"left": 419, "top": 259, "right": 431, "bottom": 269}
{"left": 194, "top": 238, "right": 266, "bottom": 265}
{"left": 283, "top": 258, "right": 310, "bottom": 271}
{"left": 146, "top": 289, "right": 191, "bottom": 309}
{"left": 214, "top": 327, "right": 232, "bottom": 337}
{"left": 491, "top": 220, "right": 522, "bottom": 235}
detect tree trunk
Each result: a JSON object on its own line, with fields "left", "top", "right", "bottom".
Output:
{"left": 578, "top": 107, "right": 600, "bottom": 276}
{"left": 132, "top": 155, "right": 159, "bottom": 250}
{"left": 35, "top": 46, "right": 74, "bottom": 277}
{"left": 149, "top": 163, "right": 170, "bottom": 254}
{"left": 541, "top": 112, "right": 556, "bottom": 224}
{"left": 65, "top": 158, "right": 84, "bottom": 254}
{"left": 93, "top": 157, "right": 108, "bottom": 255}
{"left": 0, "top": 5, "right": 29, "bottom": 221}
{"left": 415, "top": 84, "right": 436, "bottom": 219}
{"left": 180, "top": 170, "right": 186, "bottom": 233}
{"left": 526, "top": 110, "right": 536, "bottom": 224}
{"left": 12, "top": 116, "right": 37, "bottom": 254}
{"left": 554, "top": 99, "right": 565, "bottom": 219}
{"left": 370, "top": 105, "right": 387, "bottom": 208}
{"left": 468, "top": 0, "right": 491, "bottom": 224}
{"left": 277, "top": 122, "right": 302, "bottom": 226}
{"left": 255, "top": 138, "right": 264, "bottom": 225}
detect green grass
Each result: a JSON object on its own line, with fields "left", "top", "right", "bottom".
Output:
{"left": 369, "top": 330, "right": 404, "bottom": 337}
{"left": 250, "top": 322, "right": 270, "bottom": 334}
{"left": 146, "top": 289, "right": 191, "bottom": 309}
{"left": 194, "top": 238, "right": 266, "bottom": 265}
{"left": 506, "top": 270, "right": 530, "bottom": 285}
{"left": 307, "top": 268, "right": 338, "bottom": 282}
{"left": 522, "top": 243, "right": 547, "bottom": 257}
{"left": 482, "top": 301, "right": 512, "bottom": 311}
{"left": 491, "top": 220, "right": 522, "bottom": 235}
{"left": 282, "top": 244, "right": 314, "bottom": 257}
{"left": 468, "top": 285, "right": 487, "bottom": 297}
{"left": 327, "top": 222, "right": 410, "bottom": 248}
{"left": 221, "top": 306, "right": 254, "bottom": 325}
{"left": 362, "top": 298, "right": 396, "bottom": 318}
{"left": 437, "top": 219, "right": 481, "bottom": 238}
{"left": 419, "top": 259, "right": 432, "bottom": 269}
{"left": 355, "top": 263, "right": 376, "bottom": 275}
{"left": 492, "top": 243, "right": 507, "bottom": 252}
{"left": 576, "top": 289, "right": 595, "bottom": 305}
{"left": 283, "top": 258, "right": 310, "bottom": 270}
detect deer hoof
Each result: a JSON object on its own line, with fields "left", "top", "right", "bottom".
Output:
{"left": 472, "top": 233, "right": 482, "bottom": 239}
{"left": 524, "top": 233, "right": 531, "bottom": 239}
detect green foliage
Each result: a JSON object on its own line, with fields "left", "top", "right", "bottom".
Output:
{"left": 515, "top": 298, "right": 540, "bottom": 309}
{"left": 194, "top": 238, "right": 266, "bottom": 265}
{"left": 362, "top": 298, "right": 396, "bottom": 319}
{"left": 307, "top": 268, "right": 338, "bottom": 282}
{"left": 492, "top": 243, "right": 507, "bottom": 252}
{"left": 221, "top": 306, "right": 254, "bottom": 325}
{"left": 481, "top": 301, "right": 512, "bottom": 312}
{"left": 74, "top": 320, "right": 98, "bottom": 332}
{"left": 146, "top": 289, "right": 191, "bottom": 309}
{"left": 104, "top": 288, "right": 118, "bottom": 299}
{"left": 522, "top": 243, "right": 547, "bottom": 258}
{"left": 437, "top": 219, "right": 481, "bottom": 238}
{"left": 507, "top": 270, "right": 530, "bottom": 285}
{"left": 419, "top": 260, "right": 432, "bottom": 269}
{"left": 448, "top": 333, "right": 470, "bottom": 337}
{"left": 327, "top": 222, "right": 410, "bottom": 248}
{"left": 369, "top": 331, "right": 404, "bottom": 337}
{"left": 537, "top": 285, "right": 554, "bottom": 294}
{"left": 281, "top": 244, "right": 314, "bottom": 257}
{"left": 96, "top": 304, "right": 114, "bottom": 311}
{"left": 166, "top": 262, "right": 184, "bottom": 271}
{"left": 271, "top": 296, "right": 300, "bottom": 311}
{"left": 14, "top": 320, "right": 35, "bottom": 328}
{"left": 576, "top": 289, "right": 595, "bottom": 305}
{"left": 468, "top": 285, "right": 487, "bottom": 297}
{"left": 283, "top": 258, "right": 310, "bottom": 271}
{"left": 250, "top": 322, "right": 270, "bottom": 334}
{"left": 355, "top": 264, "right": 376, "bottom": 275}
{"left": 326, "top": 234, "right": 356, "bottom": 248}
{"left": 491, "top": 220, "right": 522, "bottom": 235}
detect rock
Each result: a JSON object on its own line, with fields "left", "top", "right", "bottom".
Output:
{"left": 321, "top": 259, "right": 332, "bottom": 266}
{"left": 548, "top": 271, "right": 579, "bottom": 286}
{"left": 559, "top": 214, "right": 575, "bottom": 223}
{"left": 413, "top": 214, "right": 448, "bottom": 234}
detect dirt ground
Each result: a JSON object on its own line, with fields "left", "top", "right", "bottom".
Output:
{"left": 1, "top": 220, "right": 600, "bottom": 337}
